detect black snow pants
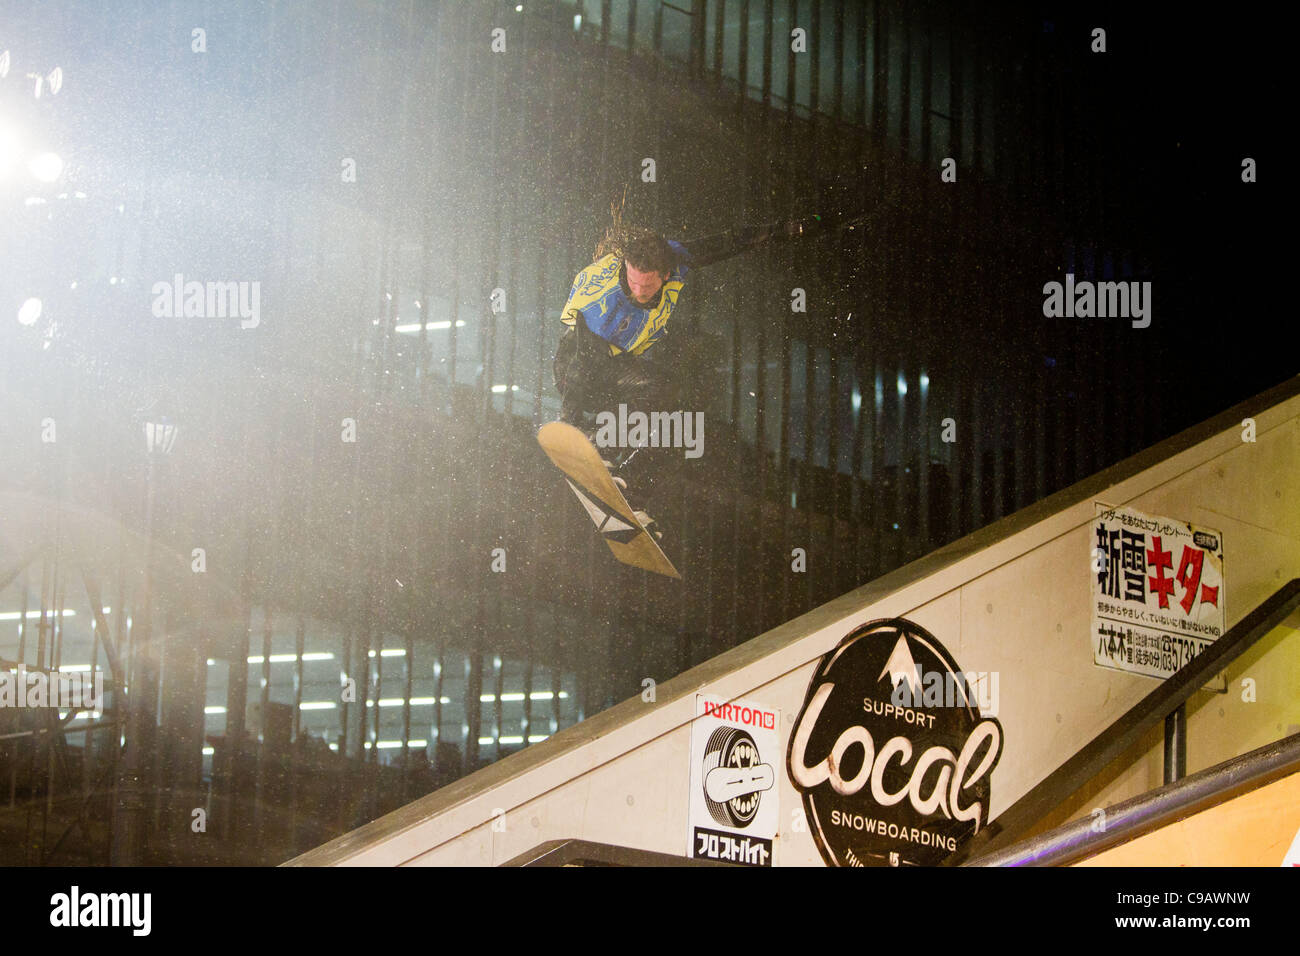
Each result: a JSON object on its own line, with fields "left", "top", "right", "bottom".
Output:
{"left": 552, "top": 325, "right": 685, "bottom": 510}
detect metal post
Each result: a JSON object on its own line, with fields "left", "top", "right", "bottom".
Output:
{"left": 1163, "top": 703, "right": 1187, "bottom": 784}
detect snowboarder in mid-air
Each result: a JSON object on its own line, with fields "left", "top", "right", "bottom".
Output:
{"left": 542, "top": 213, "right": 831, "bottom": 571}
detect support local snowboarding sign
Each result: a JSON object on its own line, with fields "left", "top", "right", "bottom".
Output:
{"left": 787, "top": 618, "right": 1003, "bottom": 867}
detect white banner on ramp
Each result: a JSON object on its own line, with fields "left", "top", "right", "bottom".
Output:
{"left": 1091, "top": 503, "right": 1225, "bottom": 680}
{"left": 686, "top": 695, "right": 780, "bottom": 866}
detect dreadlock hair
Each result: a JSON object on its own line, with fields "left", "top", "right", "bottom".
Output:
{"left": 593, "top": 194, "right": 675, "bottom": 277}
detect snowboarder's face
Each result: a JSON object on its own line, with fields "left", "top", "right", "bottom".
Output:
{"left": 625, "top": 262, "right": 667, "bottom": 306}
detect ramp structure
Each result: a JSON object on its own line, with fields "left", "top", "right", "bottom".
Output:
{"left": 1074, "top": 762, "right": 1300, "bottom": 867}
{"left": 966, "top": 732, "right": 1300, "bottom": 867}
{"left": 288, "top": 379, "right": 1300, "bottom": 866}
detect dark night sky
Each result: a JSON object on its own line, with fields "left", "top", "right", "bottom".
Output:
{"left": 1048, "top": 3, "right": 1286, "bottom": 392}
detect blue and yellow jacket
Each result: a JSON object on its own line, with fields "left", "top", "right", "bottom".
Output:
{"left": 560, "top": 222, "right": 808, "bottom": 357}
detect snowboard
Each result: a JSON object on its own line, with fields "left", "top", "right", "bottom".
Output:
{"left": 537, "top": 421, "right": 681, "bottom": 579}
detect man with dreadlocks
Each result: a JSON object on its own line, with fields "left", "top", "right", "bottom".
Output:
{"left": 551, "top": 216, "right": 825, "bottom": 543}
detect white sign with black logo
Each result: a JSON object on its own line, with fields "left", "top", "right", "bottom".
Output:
{"left": 686, "top": 695, "right": 780, "bottom": 866}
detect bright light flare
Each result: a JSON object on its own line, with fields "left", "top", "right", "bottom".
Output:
{"left": 0, "top": 123, "right": 22, "bottom": 178}
{"left": 29, "top": 151, "right": 63, "bottom": 182}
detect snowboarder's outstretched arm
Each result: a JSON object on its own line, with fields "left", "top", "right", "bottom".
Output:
{"left": 674, "top": 216, "right": 828, "bottom": 269}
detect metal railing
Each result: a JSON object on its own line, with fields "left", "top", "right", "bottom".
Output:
{"left": 949, "top": 578, "right": 1300, "bottom": 865}
{"left": 964, "top": 731, "right": 1300, "bottom": 867}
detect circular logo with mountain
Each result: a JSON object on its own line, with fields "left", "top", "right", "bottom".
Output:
{"left": 786, "top": 618, "right": 1004, "bottom": 867}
